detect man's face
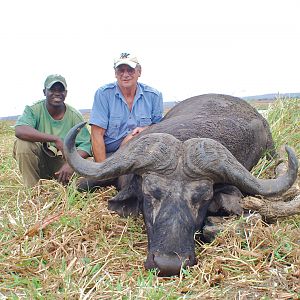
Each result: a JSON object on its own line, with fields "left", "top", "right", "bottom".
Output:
{"left": 44, "top": 82, "right": 67, "bottom": 107}
{"left": 115, "top": 64, "right": 141, "bottom": 89}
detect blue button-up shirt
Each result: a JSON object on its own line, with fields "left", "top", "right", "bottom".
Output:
{"left": 90, "top": 82, "right": 163, "bottom": 153}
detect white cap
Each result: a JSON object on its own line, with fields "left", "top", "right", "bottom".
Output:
{"left": 114, "top": 53, "right": 139, "bottom": 68}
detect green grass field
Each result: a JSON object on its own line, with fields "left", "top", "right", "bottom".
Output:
{"left": 0, "top": 98, "right": 299, "bottom": 299}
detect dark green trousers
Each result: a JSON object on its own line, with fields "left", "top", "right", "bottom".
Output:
{"left": 13, "top": 139, "right": 65, "bottom": 187}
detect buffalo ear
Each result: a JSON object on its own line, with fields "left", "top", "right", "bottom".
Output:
{"left": 208, "top": 185, "right": 244, "bottom": 215}
{"left": 108, "top": 195, "right": 140, "bottom": 217}
{"left": 209, "top": 192, "right": 243, "bottom": 216}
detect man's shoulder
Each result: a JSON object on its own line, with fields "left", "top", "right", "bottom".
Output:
{"left": 23, "top": 99, "right": 45, "bottom": 114}
{"left": 139, "top": 83, "right": 161, "bottom": 96}
{"left": 15, "top": 99, "right": 45, "bottom": 126}
{"left": 97, "top": 82, "right": 117, "bottom": 93}
{"left": 29, "top": 99, "right": 45, "bottom": 108}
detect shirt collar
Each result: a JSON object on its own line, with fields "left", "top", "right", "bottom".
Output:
{"left": 115, "top": 82, "right": 143, "bottom": 100}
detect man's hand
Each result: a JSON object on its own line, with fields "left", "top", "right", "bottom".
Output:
{"left": 131, "top": 126, "right": 148, "bottom": 136}
{"left": 55, "top": 163, "right": 74, "bottom": 185}
{"left": 120, "top": 126, "right": 149, "bottom": 147}
{"left": 53, "top": 138, "right": 64, "bottom": 153}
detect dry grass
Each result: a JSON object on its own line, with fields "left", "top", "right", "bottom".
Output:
{"left": 0, "top": 99, "right": 299, "bottom": 299}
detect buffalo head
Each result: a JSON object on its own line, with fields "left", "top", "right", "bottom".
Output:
{"left": 64, "top": 122, "right": 298, "bottom": 276}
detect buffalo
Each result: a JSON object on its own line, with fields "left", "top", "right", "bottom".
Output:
{"left": 63, "top": 94, "right": 298, "bottom": 276}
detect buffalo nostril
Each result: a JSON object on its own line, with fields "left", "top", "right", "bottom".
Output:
{"left": 153, "top": 253, "right": 190, "bottom": 277}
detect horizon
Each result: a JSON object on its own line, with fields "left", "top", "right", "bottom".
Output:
{"left": 1, "top": 91, "right": 299, "bottom": 120}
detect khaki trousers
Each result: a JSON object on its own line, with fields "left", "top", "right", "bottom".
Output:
{"left": 13, "top": 139, "right": 65, "bottom": 188}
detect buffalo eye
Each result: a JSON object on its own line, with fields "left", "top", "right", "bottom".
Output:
{"left": 150, "top": 188, "right": 162, "bottom": 201}
{"left": 144, "top": 183, "right": 163, "bottom": 202}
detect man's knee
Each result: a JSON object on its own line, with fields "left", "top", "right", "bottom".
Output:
{"left": 13, "top": 139, "right": 41, "bottom": 157}
{"left": 13, "top": 139, "right": 45, "bottom": 187}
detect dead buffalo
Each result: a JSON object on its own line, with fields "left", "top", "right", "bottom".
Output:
{"left": 63, "top": 94, "right": 298, "bottom": 276}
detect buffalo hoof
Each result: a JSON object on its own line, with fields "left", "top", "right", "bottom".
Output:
{"left": 202, "top": 216, "right": 227, "bottom": 242}
{"left": 76, "top": 177, "right": 116, "bottom": 192}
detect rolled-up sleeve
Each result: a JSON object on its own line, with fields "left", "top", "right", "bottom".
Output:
{"left": 15, "top": 105, "right": 37, "bottom": 128}
{"left": 89, "top": 89, "right": 109, "bottom": 129}
{"left": 75, "top": 125, "right": 92, "bottom": 156}
{"left": 151, "top": 92, "right": 163, "bottom": 124}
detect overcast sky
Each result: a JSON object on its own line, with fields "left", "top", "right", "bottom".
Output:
{"left": 0, "top": 0, "right": 299, "bottom": 117}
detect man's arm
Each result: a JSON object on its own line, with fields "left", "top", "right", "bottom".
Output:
{"left": 91, "top": 125, "right": 106, "bottom": 162}
{"left": 15, "top": 125, "right": 64, "bottom": 151}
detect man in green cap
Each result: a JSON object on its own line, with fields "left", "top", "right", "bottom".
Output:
{"left": 13, "top": 74, "right": 92, "bottom": 187}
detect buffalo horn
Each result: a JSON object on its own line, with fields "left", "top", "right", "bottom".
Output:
{"left": 63, "top": 122, "right": 181, "bottom": 179}
{"left": 183, "top": 138, "right": 298, "bottom": 197}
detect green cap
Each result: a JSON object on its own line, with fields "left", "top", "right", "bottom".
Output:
{"left": 44, "top": 74, "right": 67, "bottom": 89}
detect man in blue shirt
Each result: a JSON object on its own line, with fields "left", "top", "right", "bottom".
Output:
{"left": 90, "top": 53, "right": 163, "bottom": 162}
{"left": 77, "top": 53, "right": 163, "bottom": 191}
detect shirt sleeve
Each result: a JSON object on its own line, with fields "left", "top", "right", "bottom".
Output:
{"left": 89, "top": 89, "right": 109, "bottom": 129}
{"left": 15, "top": 105, "right": 38, "bottom": 128}
{"left": 151, "top": 92, "right": 163, "bottom": 124}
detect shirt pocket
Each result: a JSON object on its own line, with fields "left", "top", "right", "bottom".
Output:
{"left": 138, "top": 115, "right": 152, "bottom": 127}
{"left": 107, "top": 116, "right": 121, "bottom": 138}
